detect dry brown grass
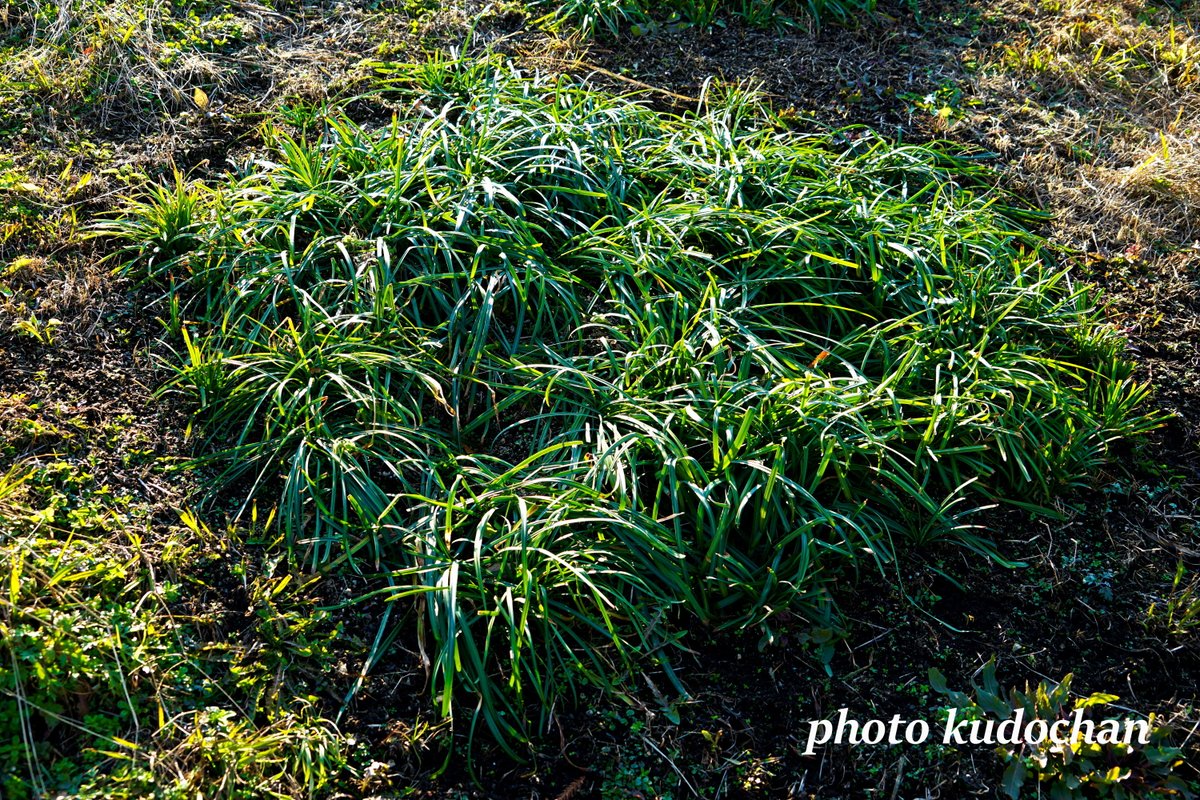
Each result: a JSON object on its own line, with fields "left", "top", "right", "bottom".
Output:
{"left": 944, "top": 0, "right": 1200, "bottom": 451}
{"left": 961, "top": 0, "right": 1200, "bottom": 253}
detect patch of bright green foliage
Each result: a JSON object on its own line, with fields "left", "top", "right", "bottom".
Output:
{"left": 104, "top": 56, "right": 1161, "bottom": 752}
{"left": 0, "top": 464, "right": 349, "bottom": 798}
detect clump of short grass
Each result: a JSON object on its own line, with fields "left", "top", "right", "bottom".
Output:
{"left": 104, "top": 58, "right": 1161, "bottom": 751}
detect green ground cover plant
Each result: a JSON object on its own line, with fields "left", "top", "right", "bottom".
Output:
{"left": 104, "top": 58, "right": 1161, "bottom": 753}
{"left": 930, "top": 662, "right": 1192, "bottom": 798}
{"left": 0, "top": 461, "right": 351, "bottom": 798}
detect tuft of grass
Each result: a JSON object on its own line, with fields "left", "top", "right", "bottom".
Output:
{"left": 103, "top": 60, "right": 1162, "bottom": 751}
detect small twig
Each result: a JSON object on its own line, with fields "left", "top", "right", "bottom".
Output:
{"left": 554, "top": 775, "right": 586, "bottom": 800}
{"left": 540, "top": 56, "right": 700, "bottom": 105}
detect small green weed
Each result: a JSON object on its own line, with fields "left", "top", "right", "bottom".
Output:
{"left": 0, "top": 462, "right": 351, "bottom": 798}
{"left": 930, "top": 661, "right": 1195, "bottom": 799}
{"left": 1146, "top": 563, "right": 1200, "bottom": 639}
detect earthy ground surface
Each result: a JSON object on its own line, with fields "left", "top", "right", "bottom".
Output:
{"left": 1, "top": 0, "right": 1198, "bottom": 797}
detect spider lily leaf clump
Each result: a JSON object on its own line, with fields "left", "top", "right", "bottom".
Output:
{"left": 537, "top": 0, "right": 877, "bottom": 37}
{"left": 103, "top": 62, "right": 1160, "bottom": 750}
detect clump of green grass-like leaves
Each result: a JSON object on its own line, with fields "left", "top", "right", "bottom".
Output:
{"left": 103, "top": 58, "right": 1160, "bottom": 753}
{"left": 536, "top": 0, "right": 876, "bottom": 37}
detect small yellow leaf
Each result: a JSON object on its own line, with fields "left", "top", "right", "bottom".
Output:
{"left": 9, "top": 551, "right": 21, "bottom": 606}
{"left": 193, "top": 87, "right": 209, "bottom": 110}
{"left": 271, "top": 573, "right": 293, "bottom": 597}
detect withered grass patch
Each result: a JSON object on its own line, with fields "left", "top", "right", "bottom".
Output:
{"left": 962, "top": 0, "right": 1200, "bottom": 252}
